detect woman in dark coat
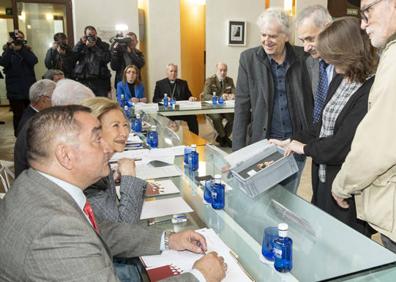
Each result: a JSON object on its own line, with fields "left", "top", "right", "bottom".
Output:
{"left": 271, "top": 17, "right": 378, "bottom": 236}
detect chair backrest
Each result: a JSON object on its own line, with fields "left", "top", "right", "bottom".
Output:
{"left": 0, "top": 161, "right": 14, "bottom": 193}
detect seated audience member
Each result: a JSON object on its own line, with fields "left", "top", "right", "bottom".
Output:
{"left": 153, "top": 63, "right": 199, "bottom": 135}
{"left": 43, "top": 69, "right": 65, "bottom": 82}
{"left": 110, "top": 31, "right": 145, "bottom": 87}
{"left": 14, "top": 79, "right": 95, "bottom": 177}
{"left": 0, "top": 105, "right": 226, "bottom": 282}
{"left": 82, "top": 97, "right": 154, "bottom": 223}
{"left": 232, "top": 8, "right": 313, "bottom": 194}
{"left": 272, "top": 17, "right": 378, "bottom": 236}
{"left": 16, "top": 79, "right": 56, "bottom": 136}
{"left": 203, "top": 62, "right": 235, "bottom": 147}
{"left": 116, "top": 64, "right": 146, "bottom": 105}
{"left": 44, "top": 32, "right": 75, "bottom": 78}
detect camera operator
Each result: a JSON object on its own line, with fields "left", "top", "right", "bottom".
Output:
{"left": 0, "top": 30, "right": 37, "bottom": 137}
{"left": 73, "top": 25, "right": 111, "bottom": 97}
{"left": 44, "top": 32, "right": 75, "bottom": 79}
{"left": 110, "top": 31, "right": 145, "bottom": 87}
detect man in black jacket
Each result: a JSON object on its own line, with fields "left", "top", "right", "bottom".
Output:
{"left": 0, "top": 30, "right": 38, "bottom": 136}
{"left": 73, "top": 26, "right": 111, "bottom": 97}
{"left": 110, "top": 31, "right": 144, "bottom": 87}
{"left": 153, "top": 64, "right": 199, "bottom": 135}
{"left": 44, "top": 32, "right": 75, "bottom": 79}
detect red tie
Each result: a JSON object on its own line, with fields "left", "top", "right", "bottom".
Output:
{"left": 83, "top": 200, "right": 99, "bottom": 233}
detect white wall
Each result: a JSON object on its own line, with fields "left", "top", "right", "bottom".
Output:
{"left": 72, "top": 0, "right": 139, "bottom": 43}
{"left": 145, "top": 0, "right": 181, "bottom": 99}
{"left": 205, "top": 0, "right": 264, "bottom": 81}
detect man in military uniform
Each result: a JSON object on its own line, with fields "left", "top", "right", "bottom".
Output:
{"left": 203, "top": 63, "right": 235, "bottom": 147}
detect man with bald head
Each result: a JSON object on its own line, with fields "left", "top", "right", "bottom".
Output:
{"left": 0, "top": 105, "right": 226, "bottom": 281}
{"left": 153, "top": 63, "right": 199, "bottom": 135}
{"left": 203, "top": 62, "right": 235, "bottom": 147}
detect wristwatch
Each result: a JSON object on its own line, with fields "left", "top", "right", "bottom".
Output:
{"left": 164, "top": 231, "right": 175, "bottom": 250}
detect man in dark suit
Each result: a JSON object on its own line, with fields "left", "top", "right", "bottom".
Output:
{"left": 295, "top": 5, "right": 334, "bottom": 124}
{"left": 16, "top": 79, "right": 56, "bottom": 136}
{"left": 0, "top": 105, "right": 226, "bottom": 281}
{"left": 153, "top": 63, "right": 199, "bottom": 135}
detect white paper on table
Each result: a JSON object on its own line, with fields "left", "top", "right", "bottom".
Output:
{"left": 224, "top": 139, "right": 273, "bottom": 168}
{"left": 142, "top": 228, "right": 252, "bottom": 282}
{"left": 110, "top": 149, "right": 150, "bottom": 162}
{"left": 140, "top": 196, "right": 193, "bottom": 220}
{"left": 126, "top": 134, "right": 143, "bottom": 144}
{"left": 176, "top": 101, "right": 202, "bottom": 109}
{"left": 136, "top": 164, "right": 182, "bottom": 180}
{"left": 149, "top": 146, "right": 185, "bottom": 157}
{"left": 134, "top": 102, "right": 159, "bottom": 113}
{"left": 147, "top": 179, "right": 180, "bottom": 196}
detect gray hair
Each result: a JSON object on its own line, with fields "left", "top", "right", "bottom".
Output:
{"left": 216, "top": 62, "right": 227, "bottom": 69}
{"left": 166, "top": 63, "right": 178, "bottom": 70}
{"left": 43, "top": 69, "right": 64, "bottom": 81}
{"left": 257, "top": 8, "right": 290, "bottom": 37}
{"left": 51, "top": 79, "right": 95, "bottom": 106}
{"left": 295, "top": 5, "right": 332, "bottom": 29}
{"left": 27, "top": 105, "right": 91, "bottom": 163}
{"left": 29, "top": 79, "right": 57, "bottom": 103}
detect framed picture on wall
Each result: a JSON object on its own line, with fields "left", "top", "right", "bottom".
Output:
{"left": 227, "top": 20, "right": 246, "bottom": 46}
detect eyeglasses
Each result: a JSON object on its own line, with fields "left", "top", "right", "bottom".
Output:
{"left": 359, "top": 0, "right": 384, "bottom": 22}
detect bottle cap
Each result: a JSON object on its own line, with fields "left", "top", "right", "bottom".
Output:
{"left": 164, "top": 93, "right": 168, "bottom": 97}
{"left": 212, "top": 91, "right": 216, "bottom": 95}
{"left": 136, "top": 113, "right": 140, "bottom": 118}
{"left": 151, "top": 125, "right": 157, "bottom": 131}
{"left": 124, "top": 105, "right": 128, "bottom": 110}
{"left": 191, "top": 144, "right": 197, "bottom": 148}
{"left": 278, "top": 223, "right": 288, "bottom": 237}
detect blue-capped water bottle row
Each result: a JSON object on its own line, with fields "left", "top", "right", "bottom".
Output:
{"left": 261, "top": 223, "right": 293, "bottom": 273}
{"left": 212, "top": 92, "right": 224, "bottom": 105}
{"left": 184, "top": 144, "right": 199, "bottom": 171}
{"left": 203, "top": 175, "right": 225, "bottom": 210}
{"left": 163, "top": 93, "right": 176, "bottom": 109}
{"left": 147, "top": 125, "right": 158, "bottom": 148}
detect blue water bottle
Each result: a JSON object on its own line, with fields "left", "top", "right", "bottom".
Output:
{"left": 211, "top": 175, "right": 225, "bottom": 209}
{"left": 218, "top": 95, "right": 224, "bottom": 105}
{"left": 147, "top": 125, "right": 158, "bottom": 148}
{"left": 120, "top": 94, "right": 126, "bottom": 108}
{"left": 163, "top": 93, "right": 169, "bottom": 108}
{"left": 273, "top": 223, "right": 293, "bottom": 273}
{"left": 184, "top": 146, "right": 191, "bottom": 167}
{"left": 124, "top": 105, "right": 130, "bottom": 119}
{"left": 170, "top": 97, "right": 176, "bottom": 110}
{"left": 132, "top": 113, "right": 142, "bottom": 133}
{"left": 204, "top": 180, "right": 213, "bottom": 204}
{"left": 212, "top": 92, "right": 217, "bottom": 105}
{"left": 188, "top": 144, "right": 199, "bottom": 171}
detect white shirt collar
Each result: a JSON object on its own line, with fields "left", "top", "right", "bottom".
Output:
{"left": 30, "top": 104, "right": 39, "bottom": 112}
{"left": 38, "top": 171, "right": 86, "bottom": 211}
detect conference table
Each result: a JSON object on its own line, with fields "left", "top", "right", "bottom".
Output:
{"left": 156, "top": 101, "right": 234, "bottom": 117}
{"left": 136, "top": 112, "right": 396, "bottom": 282}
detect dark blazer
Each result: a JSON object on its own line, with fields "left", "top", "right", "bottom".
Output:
{"left": 0, "top": 169, "right": 196, "bottom": 281}
{"left": 153, "top": 78, "right": 192, "bottom": 103}
{"left": 232, "top": 43, "right": 313, "bottom": 151}
{"left": 16, "top": 105, "right": 37, "bottom": 136}
{"left": 14, "top": 120, "right": 30, "bottom": 177}
{"left": 294, "top": 75, "right": 375, "bottom": 236}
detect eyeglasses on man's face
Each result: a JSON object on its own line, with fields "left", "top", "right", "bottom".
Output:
{"left": 359, "top": 0, "right": 384, "bottom": 22}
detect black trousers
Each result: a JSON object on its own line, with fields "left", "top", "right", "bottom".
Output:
{"left": 9, "top": 98, "right": 30, "bottom": 137}
{"left": 169, "top": 115, "right": 199, "bottom": 135}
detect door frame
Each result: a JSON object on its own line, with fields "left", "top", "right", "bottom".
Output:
{"left": 11, "top": 0, "right": 74, "bottom": 45}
